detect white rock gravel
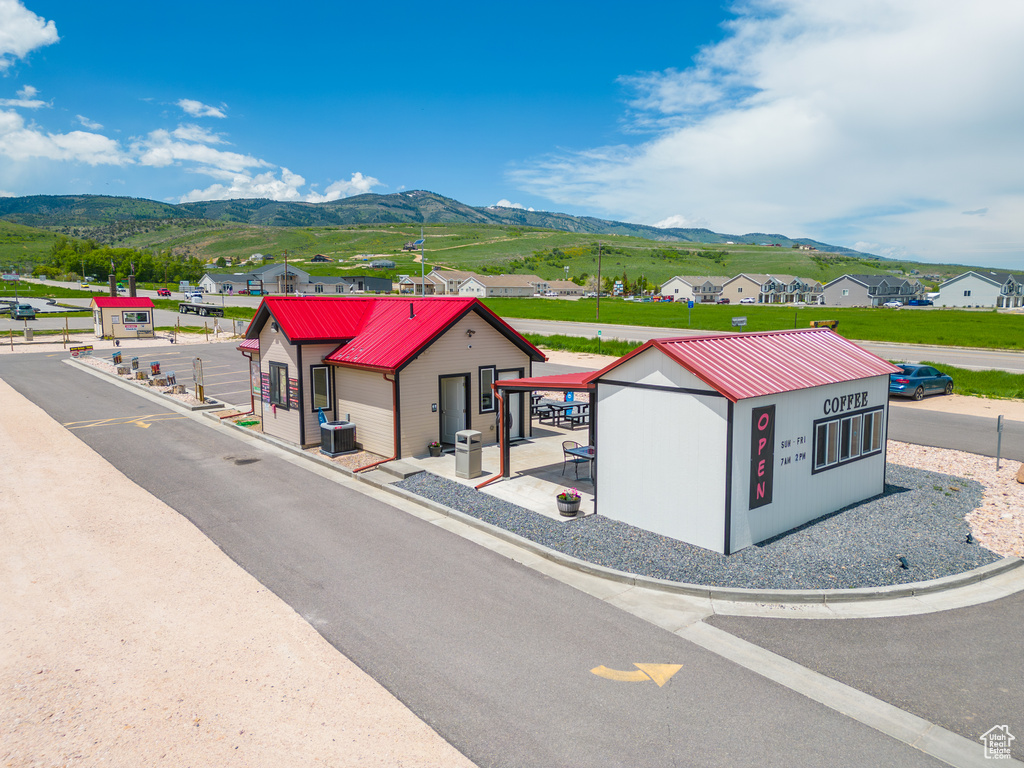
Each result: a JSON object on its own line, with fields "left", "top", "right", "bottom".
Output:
{"left": 0, "top": 378, "right": 474, "bottom": 768}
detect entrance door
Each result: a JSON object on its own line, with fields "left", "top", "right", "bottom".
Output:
{"left": 498, "top": 369, "right": 524, "bottom": 440}
{"left": 440, "top": 375, "right": 467, "bottom": 443}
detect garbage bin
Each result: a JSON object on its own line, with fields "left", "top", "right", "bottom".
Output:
{"left": 455, "top": 429, "right": 482, "bottom": 479}
{"left": 24, "top": 328, "right": 32, "bottom": 342}
{"left": 321, "top": 420, "right": 356, "bottom": 457}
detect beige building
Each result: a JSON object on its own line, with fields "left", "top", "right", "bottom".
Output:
{"left": 242, "top": 296, "right": 545, "bottom": 455}
{"left": 659, "top": 276, "right": 729, "bottom": 303}
{"left": 90, "top": 296, "right": 156, "bottom": 340}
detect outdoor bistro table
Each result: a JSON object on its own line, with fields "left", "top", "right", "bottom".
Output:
{"left": 565, "top": 444, "right": 595, "bottom": 479}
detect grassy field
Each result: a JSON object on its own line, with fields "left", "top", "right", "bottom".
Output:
{"left": 921, "top": 361, "right": 1024, "bottom": 399}
{"left": 61, "top": 220, "right": 978, "bottom": 289}
{"left": 482, "top": 298, "right": 1024, "bottom": 350}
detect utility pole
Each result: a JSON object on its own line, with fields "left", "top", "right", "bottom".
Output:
{"left": 420, "top": 226, "right": 426, "bottom": 296}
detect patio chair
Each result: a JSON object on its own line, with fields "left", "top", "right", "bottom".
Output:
{"left": 562, "top": 440, "right": 589, "bottom": 479}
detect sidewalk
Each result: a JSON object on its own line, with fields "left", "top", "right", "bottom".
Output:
{"left": 0, "top": 378, "right": 474, "bottom": 768}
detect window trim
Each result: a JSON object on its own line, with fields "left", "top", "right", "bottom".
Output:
{"left": 269, "top": 361, "right": 289, "bottom": 409}
{"left": 479, "top": 365, "right": 497, "bottom": 413}
{"left": 812, "top": 405, "right": 883, "bottom": 474}
{"left": 309, "top": 364, "right": 331, "bottom": 413}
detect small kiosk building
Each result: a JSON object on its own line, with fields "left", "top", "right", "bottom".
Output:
{"left": 90, "top": 296, "right": 156, "bottom": 340}
{"left": 587, "top": 328, "right": 900, "bottom": 554}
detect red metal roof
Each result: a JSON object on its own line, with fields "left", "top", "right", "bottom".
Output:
{"left": 249, "top": 296, "right": 545, "bottom": 372}
{"left": 91, "top": 297, "right": 155, "bottom": 308}
{"left": 592, "top": 328, "right": 901, "bottom": 401}
{"left": 236, "top": 337, "right": 259, "bottom": 351}
{"left": 495, "top": 371, "right": 594, "bottom": 390}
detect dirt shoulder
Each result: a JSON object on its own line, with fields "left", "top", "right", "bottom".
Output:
{"left": 0, "top": 379, "right": 473, "bottom": 767}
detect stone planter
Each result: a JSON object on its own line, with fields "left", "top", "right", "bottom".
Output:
{"left": 557, "top": 496, "right": 580, "bottom": 516}
{"left": 428, "top": 444, "right": 443, "bottom": 458}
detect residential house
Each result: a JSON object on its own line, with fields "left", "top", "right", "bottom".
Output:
{"left": 545, "top": 280, "right": 584, "bottom": 296}
{"left": 427, "top": 268, "right": 480, "bottom": 295}
{"left": 822, "top": 275, "right": 925, "bottom": 307}
{"left": 200, "top": 263, "right": 309, "bottom": 295}
{"left": 659, "top": 276, "right": 729, "bottom": 303}
{"left": 459, "top": 275, "right": 546, "bottom": 298}
{"left": 935, "top": 271, "right": 1024, "bottom": 308}
{"left": 241, "top": 296, "right": 545, "bottom": 454}
{"left": 721, "top": 274, "right": 771, "bottom": 303}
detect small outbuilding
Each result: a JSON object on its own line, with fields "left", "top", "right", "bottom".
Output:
{"left": 241, "top": 296, "right": 545, "bottom": 457}
{"left": 586, "top": 328, "right": 900, "bottom": 553}
{"left": 90, "top": 296, "right": 156, "bottom": 340}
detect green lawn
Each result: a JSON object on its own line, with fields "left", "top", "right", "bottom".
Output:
{"left": 482, "top": 298, "right": 1024, "bottom": 350}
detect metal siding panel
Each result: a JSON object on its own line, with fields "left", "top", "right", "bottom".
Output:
{"left": 730, "top": 377, "right": 890, "bottom": 550}
{"left": 597, "top": 384, "right": 728, "bottom": 553}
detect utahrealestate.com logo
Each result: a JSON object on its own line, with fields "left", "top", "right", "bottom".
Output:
{"left": 980, "top": 725, "right": 1015, "bottom": 760}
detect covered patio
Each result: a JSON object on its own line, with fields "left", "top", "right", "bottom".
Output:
{"left": 401, "top": 371, "right": 598, "bottom": 520}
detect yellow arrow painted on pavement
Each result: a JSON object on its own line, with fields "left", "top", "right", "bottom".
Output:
{"left": 591, "top": 664, "right": 682, "bottom": 687}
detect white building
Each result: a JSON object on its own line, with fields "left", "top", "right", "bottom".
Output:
{"left": 588, "top": 328, "right": 898, "bottom": 554}
{"left": 935, "top": 271, "right": 1024, "bottom": 308}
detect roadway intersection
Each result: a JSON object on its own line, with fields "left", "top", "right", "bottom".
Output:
{"left": 1, "top": 348, "right": 1021, "bottom": 765}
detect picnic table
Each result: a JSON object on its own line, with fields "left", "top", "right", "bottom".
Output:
{"left": 535, "top": 400, "right": 589, "bottom": 428}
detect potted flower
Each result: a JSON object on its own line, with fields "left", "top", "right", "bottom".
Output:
{"left": 428, "top": 440, "right": 443, "bottom": 458}
{"left": 556, "top": 487, "right": 581, "bottom": 516}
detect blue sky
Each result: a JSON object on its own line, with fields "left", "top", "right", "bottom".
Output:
{"left": 2, "top": 0, "right": 1024, "bottom": 269}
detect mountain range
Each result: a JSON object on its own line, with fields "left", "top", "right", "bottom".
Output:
{"left": 0, "top": 190, "right": 869, "bottom": 256}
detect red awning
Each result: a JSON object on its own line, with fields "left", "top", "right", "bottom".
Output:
{"left": 495, "top": 371, "right": 595, "bottom": 391}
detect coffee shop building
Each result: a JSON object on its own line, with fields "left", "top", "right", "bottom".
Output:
{"left": 584, "top": 328, "right": 901, "bottom": 554}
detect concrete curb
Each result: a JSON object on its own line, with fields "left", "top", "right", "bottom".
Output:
{"left": 210, "top": 412, "right": 1024, "bottom": 605}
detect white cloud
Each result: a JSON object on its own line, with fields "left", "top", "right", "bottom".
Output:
{"left": 177, "top": 98, "right": 227, "bottom": 119}
{"left": 0, "top": 0, "right": 58, "bottom": 71}
{"left": 305, "top": 172, "right": 382, "bottom": 202}
{"left": 654, "top": 214, "right": 707, "bottom": 229}
{"left": 512, "top": 0, "right": 1024, "bottom": 266}
{"left": 133, "top": 128, "right": 268, "bottom": 172}
{"left": 76, "top": 115, "right": 103, "bottom": 130}
{"left": 491, "top": 199, "right": 535, "bottom": 211}
{"left": 0, "top": 108, "right": 128, "bottom": 165}
{"left": 171, "top": 123, "right": 226, "bottom": 144}
{"left": 0, "top": 84, "right": 47, "bottom": 109}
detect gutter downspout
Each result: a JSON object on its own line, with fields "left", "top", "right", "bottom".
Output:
{"left": 475, "top": 383, "right": 505, "bottom": 489}
{"left": 355, "top": 372, "right": 398, "bottom": 472}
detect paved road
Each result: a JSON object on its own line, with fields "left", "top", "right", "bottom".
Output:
{"left": 708, "top": 593, "right": 1024, "bottom": 760}
{"left": 0, "top": 352, "right": 959, "bottom": 767}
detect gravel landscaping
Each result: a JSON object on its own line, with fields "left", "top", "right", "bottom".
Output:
{"left": 396, "top": 462, "right": 1001, "bottom": 590}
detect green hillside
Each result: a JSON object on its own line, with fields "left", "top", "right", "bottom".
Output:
{"left": 0, "top": 192, "right": 986, "bottom": 285}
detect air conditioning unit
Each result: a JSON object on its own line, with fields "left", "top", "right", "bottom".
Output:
{"left": 320, "top": 421, "right": 356, "bottom": 456}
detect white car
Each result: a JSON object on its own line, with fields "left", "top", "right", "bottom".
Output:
{"left": 739, "top": 297, "right": 756, "bottom": 304}
{"left": 882, "top": 300, "right": 903, "bottom": 308}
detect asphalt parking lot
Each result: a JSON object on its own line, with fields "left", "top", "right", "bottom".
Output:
{"left": 115, "top": 341, "right": 254, "bottom": 408}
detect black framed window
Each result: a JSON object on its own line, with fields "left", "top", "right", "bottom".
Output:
{"left": 812, "top": 406, "right": 883, "bottom": 473}
{"left": 269, "top": 361, "right": 288, "bottom": 408}
{"left": 310, "top": 365, "right": 331, "bottom": 412}
{"left": 479, "top": 366, "right": 496, "bottom": 412}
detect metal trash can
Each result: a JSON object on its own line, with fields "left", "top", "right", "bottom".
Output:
{"left": 455, "top": 429, "right": 482, "bottom": 479}
{"left": 321, "top": 420, "right": 356, "bottom": 457}
{"left": 24, "top": 328, "right": 32, "bottom": 342}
